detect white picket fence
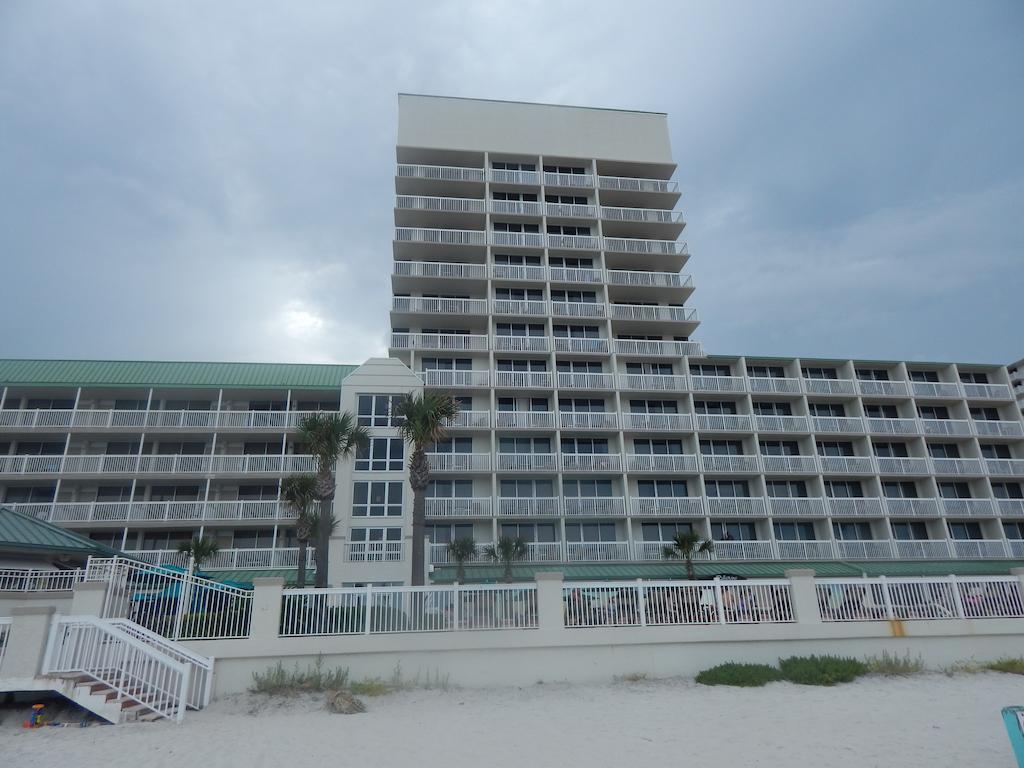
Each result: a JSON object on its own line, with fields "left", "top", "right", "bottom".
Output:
{"left": 562, "top": 578, "right": 795, "bottom": 627}
{"left": 815, "top": 576, "right": 1024, "bottom": 622}
{"left": 280, "top": 583, "right": 538, "bottom": 636}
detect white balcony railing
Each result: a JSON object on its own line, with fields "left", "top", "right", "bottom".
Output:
{"left": 973, "top": 420, "right": 1024, "bottom": 438}
{"left": 395, "top": 227, "right": 487, "bottom": 247}
{"left": 392, "top": 296, "right": 489, "bottom": 315}
{"left": 346, "top": 541, "right": 405, "bottom": 563}
{"left": 694, "top": 413, "right": 753, "bottom": 432}
{"left": 961, "top": 383, "right": 1013, "bottom": 400}
{"left": 598, "top": 176, "right": 678, "bottom": 194}
{"left": 700, "top": 454, "right": 762, "bottom": 473}
{"left": 754, "top": 415, "right": 811, "bottom": 433}
{"left": 930, "top": 458, "right": 985, "bottom": 475}
{"left": 494, "top": 411, "right": 555, "bottom": 430}
{"left": 421, "top": 370, "right": 491, "bottom": 388}
{"left": 0, "top": 454, "right": 316, "bottom": 476}
{"left": 491, "top": 263, "right": 547, "bottom": 282}
{"left": 548, "top": 266, "right": 603, "bottom": 284}
{"left": 424, "top": 498, "right": 492, "bottom": 518}
{"left": 826, "top": 497, "right": 885, "bottom": 516}
{"left": 911, "top": 381, "right": 963, "bottom": 398}
{"left": 490, "top": 299, "right": 548, "bottom": 316}
{"left": 613, "top": 339, "right": 703, "bottom": 357}
{"left": 543, "top": 171, "right": 594, "bottom": 188}
{"left": 562, "top": 497, "right": 626, "bottom": 516}
{"left": 818, "top": 455, "right": 876, "bottom": 474}
{"left": 920, "top": 419, "right": 973, "bottom": 437}
{"left": 448, "top": 410, "right": 491, "bottom": 429}
{"left": 491, "top": 336, "right": 551, "bottom": 353}
{"left": 8, "top": 500, "right": 292, "bottom": 524}
{"left": 488, "top": 168, "right": 540, "bottom": 185}
{"left": 608, "top": 304, "right": 696, "bottom": 322}
{"left": 940, "top": 498, "right": 995, "bottom": 516}
{"left": 892, "top": 540, "right": 953, "bottom": 559}
{"left": 760, "top": 455, "right": 820, "bottom": 474}
{"left": 812, "top": 416, "right": 866, "bottom": 434}
{"left": 556, "top": 372, "right": 615, "bottom": 390}
{"left": 803, "top": 378, "right": 857, "bottom": 395}
{"left": 713, "top": 541, "right": 775, "bottom": 560}
{"left": 544, "top": 202, "right": 597, "bottom": 219}
{"left": 625, "top": 453, "right": 699, "bottom": 473}
{"left": 605, "top": 269, "right": 689, "bottom": 288}
{"left": 550, "top": 300, "right": 606, "bottom": 318}
{"left": 689, "top": 375, "right": 746, "bottom": 393}
{"left": 621, "top": 412, "right": 692, "bottom": 432}
{"left": 834, "top": 540, "right": 894, "bottom": 559}
{"left": 426, "top": 453, "right": 491, "bottom": 472}
{"left": 884, "top": 498, "right": 942, "bottom": 517}
{"left": 999, "top": 500, "right": 1024, "bottom": 517}
{"left": 565, "top": 542, "right": 631, "bottom": 562}
{"left": 495, "top": 453, "right": 557, "bottom": 472}
{"left": 985, "top": 459, "right": 1024, "bottom": 476}
{"left": 600, "top": 206, "right": 684, "bottom": 224}
{"left": 617, "top": 374, "right": 688, "bottom": 391}
{"left": 496, "top": 497, "right": 560, "bottom": 517}
{"left": 950, "top": 539, "right": 1009, "bottom": 559}
{"left": 865, "top": 418, "right": 919, "bottom": 435}
{"left": 390, "top": 332, "right": 489, "bottom": 351}
{"left": 747, "top": 377, "right": 803, "bottom": 394}
{"left": 775, "top": 541, "right": 837, "bottom": 560}
{"left": 631, "top": 497, "right": 705, "bottom": 517}
{"left": 767, "top": 497, "right": 827, "bottom": 517}
{"left": 396, "top": 164, "right": 486, "bottom": 183}
{"left": 552, "top": 337, "right": 609, "bottom": 354}
{"left": 395, "top": 195, "right": 487, "bottom": 214}
{"left": 557, "top": 411, "right": 619, "bottom": 430}
{"left": 705, "top": 497, "right": 768, "bottom": 516}
{"left": 559, "top": 453, "right": 622, "bottom": 472}
{"left": 856, "top": 380, "right": 911, "bottom": 397}
{"left": 604, "top": 237, "right": 686, "bottom": 256}
{"left": 393, "top": 260, "right": 488, "bottom": 280}
{"left": 493, "top": 371, "right": 554, "bottom": 389}
{"left": 128, "top": 548, "right": 315, "bottom": 569}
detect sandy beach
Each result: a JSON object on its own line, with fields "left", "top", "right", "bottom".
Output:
{"left": 1, "top": 672, "right": 1020, "bottom": 767}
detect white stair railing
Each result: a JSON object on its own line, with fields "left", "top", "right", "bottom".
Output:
{"left": 106, "top": 619, "right": 214, "bottom": 708}
{"left": 43, "top": 616, "right": 195, "bottom": 722}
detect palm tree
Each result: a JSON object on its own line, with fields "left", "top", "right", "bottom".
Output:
{"left": 281, "top": 473, "right": 319, "bottom": 589}
{"left": 447, "top": 538, "right": 477, "bottom": 584}
{"left": 484, "top": 537, "right": 527, "bottom": 583}
{"left": 395, "top": 393, "right": 459, "bottom": 586}
{"left": 297, "top": 412, "right": 370, "bottom": 588}
{"left": 662, "top": 532, "right": 714, "bottom": 580}
{"left": 177, "top": 536, "right": 220, "bottom": 570}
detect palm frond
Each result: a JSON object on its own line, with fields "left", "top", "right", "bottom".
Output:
{"left": 395, "top": 393, "right": 459, "bottom": 448}
{"left": 297, "top": 411, "right": 370, "bottom": 469}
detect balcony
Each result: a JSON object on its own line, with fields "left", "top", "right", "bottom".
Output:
{"left": 911, "top": 381, "right": 963, "bottom": 398}
{"left": 488, "top": 168, "right": 541, "bottom": 185}
{"left": 892, "top": 540, "right": 953, "bottom": 559}
{"left": 950, "top": 539, "right": 1009, "bottom": 559}
{"left": 426, "top": 453, "right": 491, "bottom": 472}
{"left": 421, "top": 370, "right": 491, "bottom": 388}
{"left": 818, "top": 455, "right": 876, "bottom": 474}
{"left": 397, "top": 164, "right": 485, "bottom": 183}
{"left": 834, "top": 540, "right": 894, "bottom": 559}
{"left": 961, "top": 382, "right": 1013, "bottom": 400}
{"left": 985, "top": 459, "right": 1024, "bottom": 476}
{"left": 598, "top": 176, "right": 678, "bottom": 194}
{"left": 1009, "top": 540, "right": 1024, "bottom": 557}
{"left": 620, "top": 412, "right": 692, "bottom": 432}
{"left": 565, "top": 541, "right": 631, "bottom": 562}
{"left": 543, "top": 171, "right": 594, "bottom": 188}
{"left": 884, "top": 498, "right": 941, "bottom": 517}
{"left": 600, "top": 206, "right": 684, "bottom": 224}
{"left": 754, "top": 415, "right": 811, "bottom": 433}
{"left": 497, "top": 497, "right": 560, "bottom": 517}
{"left": 424, "top": 498, "right": 492, "bottom": 518}
{"left": 491, "top": 263, "right": 547, "bottom": 282}
{"left": 428, "top": 542, "right": 490, "bottom": 565}
{"left": 617, "top": 373, "right": 688, "bottom": 392}
{"left": 776, "top": 541, "right": 837, "bottom": 560}
{"left": 395, "top": 295, "right": 490, "bottom": 317}
{"left": 803, "top": 378, "right": 857, "bottom": 396}
{"left": 625, "top": 453, "right": 698, "bottom": 473}
{"left": 562, "top": 497, "right": 626, "bottom": 516}
{"left": 9, "top": 500, "right": 292, "bottom": 524}
{"left": 544, "top": 202, "right": 597, "bottom": 219}
{"left": 492, "top": 336, "right": 550, "bottom": 353}
{"left": 826, "top": 497, "right": 885, "bottom": 516}
{"left": 811, "top": 416, "right": 865, "bottom": 434}
{"left": 558, "top": 411, "right": 619, "bottom": 430}
{"left": 856, "top": 380, "right": 911, "bottom": 397}
{"left": 608, "top": 304, "right": 696, "bottom": 323}
{"left": 747, "top": 376, "right": 802, "bottom": 394}
{"left": 547, "top": 234, "right": 601, "bottom": 251}
{"left": 692, "top": 413, "right": 752, "bottom": 433}
{"left": 713, "top": 541, "right": 775, "bottom": 560}
{"left": 689, "top": 375, "right": 746, "bottom": 393}
{"left": 705, "top": 497, "right": 768, "bottom": 516}
{"left": 491, "top": 299, "right": 548, "bottom": 316}
{"left": 998, "top": 499, "right": 1024, "bottom": 517}
{"left": 556, "top": 372, "right": 615, "bottom": 390}
{"left": 760, "top": 455, "right": 819, "bottom": 474}
{"left": 631, "top": 497, "right": 705, "bottom": 517}
{"left": 494, "top": 411, "right": 555, "bottom": 430}
{"left": 865, "top": 418, "right": 919, "bottom": 435}
{"left": 345, "top": 541, "right": 405, "bottom": 563}
{"left": 448, "top": 411, "right": 491, "bottom": 429}
{"left": 552, "top": 337, "right": 609, "bottom": 355}
{"left": 973, "top": 420, "right": 1024, "bottom": 438}
{"left": 767, "top": 497, "right": 827, "bottom": 517}
{"left": 490, "top": 199, "right": 543, "bottom": 217}
{"left": 0, "top": 454, "right": 317, "bottom": 476}
{"left": 391, "top": 332, "right": 489, "bottom": 352}
{"left": 700, "top": 454, "right": 762, "bottom": 473}
{"left": 613, "top": 339, "right": 703, "bottom": 357}
{"left": 395, "top": 227, "right": 487, "bottom": 247}
{"left": 495, "top": 453, "right": 556, "bottom": 472}
{"left": 395, "top": 195, "right": 487, "bottom": 215}
{"left": 940, "top": 498, "right": 995, "bottom": 516}
{"left": 930, "top": 457, "right": 985, "bottom": 475}
{"left": 919, "top": 419, "right": 972, "bottom": 437}
{"left": 129, "top": 547, "right": 315, "bottom": 569}
{"left": 548, "top": 266, "right": 603, "bottom": 284}
{"left": 493, "top": 371, "right": 553, "bottom": 389}
{"left": 490, "top": 231, "right": 546, "bottom": 249}
{"left": 559, "top": 453, "right": 622, "bottom": 472}
{"left": 605, "top": 269, "right": 690, "bottom": 288}
{"left": 551, "top": 301, "right": 606, "bottom": 319}
{"left": 393, "top": 259, "right": 489, "bottom": 281}
{"left": 875, "top": 457, "right": 931, "bottom": 475}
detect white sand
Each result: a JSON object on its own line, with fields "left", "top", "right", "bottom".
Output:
{"left": 2, "top": 673, "right": 1020, "bottom": 767}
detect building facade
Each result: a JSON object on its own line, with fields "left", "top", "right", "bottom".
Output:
{"left": 2, "top": 95, "right": 1023, "bottom": 584}
{"left": 1008, "top": 357, "right": 1024, "bottom": 415}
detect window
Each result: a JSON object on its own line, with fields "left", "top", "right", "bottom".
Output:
{"left": 892, "top": 522, "right": 929, "bottom": 540}
{"left": 1003, "top": 521, "right": 1024, "bottom": 539}
{"left": 557, "top": 360, "right": 602, "bottom": 373}
{"left": 832, "top": 522, "right": 873, "bottom": 540}
{"left": 773, "top": 522, "right": 816, "bottom": 541}
{"left": 494, "top": 253, "right": 542, "bottom": 266}
{"left": 546, "top": 224, "right": 591, "bottom": 236}
{"left": 498, "top": 437, "right": 550, "bottom": 454}
{"left": 705, "top": 480, "right": 749, "bottom": 497}
{"left": 295, "top": 398, "right": 340, "bottom": 411}
{"left": 992, "top": 482, "right": 1024, "bottom": 499}
{"left": 545, "top": 194, "right": 588, "bottom": 205}
{"left": 497, "top": 358, "right": 548, "bottom": 372}
{"left": 155, "top": 441, "right": 205, "bottom": 456}
{"left": 552, "top": 324, "right": 600, "bottom": 339}
{"left": 711, "top": 522, "right": 757, "bottom": 541}
{"left": 873, "top": 442, "right": 909, "bottom": 458}
{"left": 549, "top": 256, "right": 594, "bottom": 268}
{"left": 164, "top": 399, "right": 211, "bottom": 410}
{"left": 969, "top": 407, "right": 1000, "bottom": 421}
{"left": 637, "top": 479, "right": 689, "bottom": 498}
{"left": 148, "top": 485, "right": 201, "bottom": 501}
{"left": 863, "top": 404, "right": 898, "bottom": 418}
{"left": 642, "top": 522, "right": 693, "bottom": 542}
{"left": 543, "top": 164, "right": 586, "bottom": 175}
{"left": 497, "top": 323, "right": 546, "bottom": 337}
{"left": 237, "top": 484, "right": 278, "bottom": 501}
{"left": 249, "top": 400, "right": 286, "bottom": 411}
{"left": 550, "top": 289, "right": 598, "bottom": 303}
{"left": 114, "top": 398, "right": 147, "bottom": 410}
{"left": 492, "top": 221, "right": 539, "bottom": 233}
{"left": 752, "top": 401, "right": 793, "bottom": 416}
{"left": 938, "top": 482, "right": 972, "bottom": 499}
{"left": 492, "top": 190, "right": 538, "bottom": 202}
{"left": 825, "top": 481, "right": 863, "bottom": 498}
{"left": 3, "top": 485, "right": 56, "bottom": 503}
{"left": 355, "top": 438, "right": 404, "bottom": 471}
{"left": 24, "top": 397, "right": 75, "bottom": 409}
{"left": 694, "top": 400, "right": 738, "bottom": 415}
{"left": 105, "top": 441, "right": 139, "bottom": 455}
{"left": 141, "top": 530, "right": 195, "bottom": 550}
{"left": 15, "top": 441, "right": 63, "bottom": 455}
{"left": 495, "top": 287, "right": 543, "bottom": 301}
{"left": 689, "top": 364, "right": 731, "bottom": 377}
{"left": 630, "top": 400, "right": 679, "bottom": 414}
{"left": 759, "top": 440, "right": 800, "bottom": 456}
{"left": 927, "top": 443, "right": 961, "bottom": 459}
{"left": 747, "top": 365, "right": 785, "bottom": 378}
{"left": 349, "top": 527, "right": 403, "bottom": 559}
{"left": 809, "top": 403, "right": 845, "bottom": 417}
{"left": 909, "top": 370, "right": 940, "bottom": 383}
{"left": 959, "top": 371, "right": 989, "bottom": 384}
{"left": 699, "top": 439, "right": 744, "bottom": 456}
{"left": 633, "top": 439, "right": 684, "bottom": 455}
{"left": 560, "top": 438, "right": 609, "bottom": 454}
{"left": 432, "top": 437, "right": 474, "bottom": 454}
{"left": 357, "top": 394, "right": 404, "bottom": 427}
{"left": 947, "top": 521, "right": 983, "bottom": 540}
{"left": 565, "top": 522, "right": 618, "bottom": 543}
{"left": 765, "top": 480, "right": 808, "bottom": 498}
{"left": 917, "top": 405, "right": 950, "bottom": 420}
{"left": 499, "top": 479, "right": 554, "bottom": 497}
{"left": 980, "top": 444, "right": 1011, "bottom": 460}
{"left": 243, "top": 441, "right": 280, "bottom": 456}
{"left": 882, "top": 482, "right": 918, "bottom": 499}
{"left": 421, "top": 357, "right": 472, "bottom": 371}
{"left": 802, "top": 367, "right": 838, "bottom": 380}
{"left": 817, "top": 441, "right": 854, "bottom": 457}
{"left": 492, "top": 160, "right": 536, "bottom": 171}
{"left": 563, "top": 479, "right": 614, "bottom": 497}
{"left": 427, "top": 480, "right": 473, "bottom": 499}
{"left": 626, "top": 362, "right": 674, "bottom": 375}
{"left": 89, "top": 532, "right": 123, "bottom": 548}
{"left": 501, "top": 523, "right": 556, "bottom": 543}
{"left": 353, "top": 481, "right": 403, "bottom": 517}
{"left": 558, "top": 398, "right": 606, "bottom": 413}
{"left": 856, "top": 369, "right": 890, "bottom": 381}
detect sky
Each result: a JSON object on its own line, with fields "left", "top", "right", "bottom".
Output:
{"left": 0, "top": 0, "right": 1022, "bottom": 366}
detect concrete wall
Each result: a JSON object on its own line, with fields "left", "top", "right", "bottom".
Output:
{"left": 0, "top": 591, "right": 73, "bottom": 615}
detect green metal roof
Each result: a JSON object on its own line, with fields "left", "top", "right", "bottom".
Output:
{"left": 0, "top": 359, "right": 358, "bottom": 390}
{"left": 432, "top": 559, "right": 1024, "bottom": 583}
{"left": 0, "top": 506, "right": 126, "bottom": 558}
{"left": 202, "top": 568, "right": 307, "bottom": 586}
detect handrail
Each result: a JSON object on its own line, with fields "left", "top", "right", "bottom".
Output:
{"left": 107, "top": 618, "right": 214, "bottom": 708}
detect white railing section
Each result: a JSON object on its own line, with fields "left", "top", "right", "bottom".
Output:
{"left": 0, "top": 568, "right": 85, "bottom": 591}
{"left": 43, "top": 616, "right": 193, "bottom": 722}
{"left": 816, "top": 576, "right": 1024, "bottom": 622}
{"left": 280, "top": 584, "right": 538, "bottom": 636}
{"left": 563, "top": 578, "right": 794, "bottom": 627}
{"left": 0, "top": 617, "right": 10, "bottom": 670}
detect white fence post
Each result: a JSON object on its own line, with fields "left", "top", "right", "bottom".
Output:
{"left": 364, "top": 584, "right": 373, "bottom": 635}
{"left": 250, "top": 577, "right": 284, "bottom": 641}
{"left": 452, "top": 585, "right": 461, "bottom": 630}
{"left": 534, "top": 572, "right": 565, "bottom": 631}
{"left": 949, "top": 574, "right": 966, "bottom": 618}
{"left": 879, "top": 576, "right": 895, "bottom": 620}
{"left": 784, "top": 569, "right": 821, "bottom": 625}
{"left": 636, "top": 579, "right": 647, "bottom": 627}
{"left": 70, "top": 580, "right": 108, "bottom": 616}
{"left": 713, "top": 577, "right": 726, "bottom": 625}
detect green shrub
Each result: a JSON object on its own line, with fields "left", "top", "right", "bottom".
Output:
{"left": 696, "top": 663, "right": 782, "bottom": 687}
{"left": 779, "top": 655, "right": 867, "bottom": 686}
{"left": 251, "top": 657, "right": 350, "bottom": 695}
{"left": 864, "top": 650, "right": 925, "bottom": 676}
{"left": 984, "top": 658, "right": 1024, "bottom": 675}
